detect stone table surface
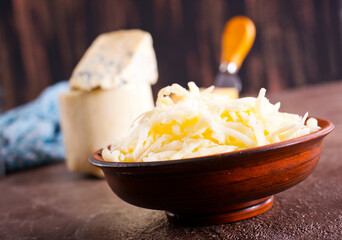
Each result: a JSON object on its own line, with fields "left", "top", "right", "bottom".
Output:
{"left": 1, "top": 82, "right": 342, "bottom": 240}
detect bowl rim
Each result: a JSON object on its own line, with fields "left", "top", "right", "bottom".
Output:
{"left": 89, "top": 117, "right": 334, "bottom": 168}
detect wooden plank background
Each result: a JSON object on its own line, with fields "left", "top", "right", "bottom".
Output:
{"left": 0, "top": 0, "right": 341, "bottom": 111}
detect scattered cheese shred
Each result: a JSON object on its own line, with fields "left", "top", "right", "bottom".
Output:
{"left": 102, "top": 82, "right": 320, "bottom": 162}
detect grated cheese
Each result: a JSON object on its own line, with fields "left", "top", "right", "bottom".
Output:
{"left": 102, "top": 82, "right": 320, "bottom": 162}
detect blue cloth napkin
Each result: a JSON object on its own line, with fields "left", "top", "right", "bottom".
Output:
{"left": 0, "top": 81, "right": 69, "bottom": 176}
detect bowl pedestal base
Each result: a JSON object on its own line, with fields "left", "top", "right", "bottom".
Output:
{"left": 166, "top": 196, "right": 274, "bottom": 225}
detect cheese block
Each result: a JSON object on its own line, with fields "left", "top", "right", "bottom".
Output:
{"left": 212, "top": 87, "right": 238, "bottom": 99}
{"left": 69, "top": 30, "right": 158, "bottom": 91}
{"left": 59, "top": 83, "right": 154, "bottom": 177}
{"left": 171, "top": 87, "right": 238, "bottom": 103}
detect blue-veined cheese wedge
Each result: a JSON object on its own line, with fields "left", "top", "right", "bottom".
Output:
{"left": 69, "top": 29, "right": 158, "bottom": 91}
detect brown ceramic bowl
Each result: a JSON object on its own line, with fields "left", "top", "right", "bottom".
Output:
{"left": 89, "top": 118, "right": 333, "bottom": 225}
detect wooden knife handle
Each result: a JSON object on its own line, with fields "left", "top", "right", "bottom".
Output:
{"left": 221, "top": 16, "right": 256, "bottom": 70}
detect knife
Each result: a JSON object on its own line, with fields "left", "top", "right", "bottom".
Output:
{"left": 214, "top": 16, "right": 256, "bottom": 92}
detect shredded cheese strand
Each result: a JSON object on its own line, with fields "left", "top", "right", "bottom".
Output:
{"left": 103, "top": 82, "right": 320, "bottom": 162}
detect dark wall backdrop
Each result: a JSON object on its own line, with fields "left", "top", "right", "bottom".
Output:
{"left": 0, "top": 0, "right": 342, "bottom": 111}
